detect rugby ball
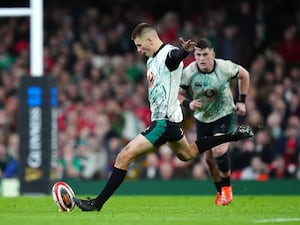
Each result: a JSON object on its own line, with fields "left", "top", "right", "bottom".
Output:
{"left": 52, "top": 181, "right": 75, "bottom": 212}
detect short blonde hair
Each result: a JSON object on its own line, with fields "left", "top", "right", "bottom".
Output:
{"left": 131, "top": 22, "right": 157, "bottom": 40}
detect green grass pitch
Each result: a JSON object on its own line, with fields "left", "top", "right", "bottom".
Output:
{"left": 0, "top": 195, "right": 299, "bottom": 225}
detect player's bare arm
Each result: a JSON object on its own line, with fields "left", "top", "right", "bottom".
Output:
{"left": 236, "top": 66, "right": 250, "bottom": 116}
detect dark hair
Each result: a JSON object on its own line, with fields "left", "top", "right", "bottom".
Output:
{"left": 131, "top": 22, "right": 153, "bottom": 40}
{"left": 196, "top": 38, "right": 213, "bottom": 49}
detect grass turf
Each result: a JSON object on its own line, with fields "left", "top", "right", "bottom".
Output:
{"left": 0, "top": 195, "right": 299, "bottom": 225}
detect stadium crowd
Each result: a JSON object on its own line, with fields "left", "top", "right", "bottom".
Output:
{"left": 0, "top": 0, "right": 300, "bottom": 181}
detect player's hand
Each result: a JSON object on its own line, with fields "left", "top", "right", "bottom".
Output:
{"left": 189, "top": 99, "right": 202, "bottom": 111}
{"left": 235, "top": 102, "right": 246, "bottom": 116}
{"left": 179, "top": 37, "right": 196, "bottom": 52}
{"left": 178, "top": 92, "right": 186, "bottom": 103}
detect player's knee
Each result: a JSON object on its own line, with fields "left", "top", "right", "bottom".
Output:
{"left": 215, "top": 152, "right": 231, "bottom": 173}
{"left": 115, "top": 151, "right": 131, "bottom": 169}
{"left": 212, "top": 147, "right": 226, "bottom": 158}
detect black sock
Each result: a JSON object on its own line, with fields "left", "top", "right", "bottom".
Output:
{"left": 216, "top": 152, "right": 231, "bottom": 173}
{"left": 196, "top": 134, "right": 236, "bottom": 154}
{"left": 221, "top": 176, "right": 231, "bottom": 187}
{"left": 214, "top": 181, "right": 222, "bottom": 193}
{"left": 95, "top": 167, "right": 127, "bottom": 208}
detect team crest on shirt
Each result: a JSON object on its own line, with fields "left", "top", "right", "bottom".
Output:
{"left": 147, "top": 71, "right": 154, "bottom": 86}
{"left": 204, "top": 89, "right": 216, "bottom": 98}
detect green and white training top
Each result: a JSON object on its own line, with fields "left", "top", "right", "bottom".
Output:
{"left": 147, "top": 44, "right": 184, "bottom": 123}
{"left": 181, "top": 58, "right": 239, "bottom": 123}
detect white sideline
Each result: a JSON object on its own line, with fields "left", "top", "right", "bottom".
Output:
{"left": 254, "top": 218, "right": 300, "bottom": 223}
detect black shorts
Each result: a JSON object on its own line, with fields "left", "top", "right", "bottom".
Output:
{"left": 196, "top": 113, "right": 237, "bottom": 139}
{"left": 141, "top": 120, "right": 184, "bottom": 147}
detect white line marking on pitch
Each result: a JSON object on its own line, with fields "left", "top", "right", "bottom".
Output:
{"left": 254, "top": 218, "right": 300, "bottom": 223}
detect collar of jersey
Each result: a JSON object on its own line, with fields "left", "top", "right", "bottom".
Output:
{"left": 197, "top": 59, "right": 216, "bottom": 74}
{"left": 153, "top": 43, "right": 166, "bottom": 58}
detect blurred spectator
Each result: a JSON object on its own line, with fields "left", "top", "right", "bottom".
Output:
{"left": 253, "top": 129, "right": 275, "bottom": 164}
{"left": 244, "top": 108, "right": 264, "bottom": 132}
{"left": 0, "top": 143, "right": 18, "bottom": 177}
{"left": 173, "top": 156, "right": 191, "bottom": 179}
{"left": 229, "top": 139, "right": 255, "bottom": 179}
{"left": 159, "top": 162, "right": 174, "bottom": 180}
{"left": 0, "top": 0, "right": 300, "bottom": 180}
{"left": 274, "top": 117, "right": 300, "bottom": 174}
{"left": 103, "top": 131, "right": 124, "bottom": 173}
{"left": 278, "top": 25, "right": 300, "bottom": 68}
{"left": 266, "top": 112, "right": 284, "bottom": 140}
{"left": 124, "top": 52, "right": 144, "bottom": 82}
{"left": 234, "top": 1, "right": 256, "bottom": 44}
{"left": 217, "top": 23, "right": 251, "bottom": 66}
{"left": 157, "top": 145, "right": 175, "bottom": 179}
{"left": 76, "top": 134, "right": 108, "bottom": 180}
{"left": 269, "top": 155, "right": 295, "bottom": 179}
{"left": 140, "top": 152, "right": 160, "bottom": 179}
{"left": 192, "top": 162, "right": 209, "bottom": 180}
{"left": 57, "top": 141, "right": 81, "bottom": 179}
{"left": 158, "top": 145, "right": 174, "bottom": 164}
{"left": 285, "top": 90, "right": 300, "bottom": 118}
{"left": 240, "top": 155, "right": 269, "bottom": 181}
{"left": 157, "top": 11, "right": 180, "bottom": 45}
{"left": 0, "top": 45, "right": 15, "bottom": 70}
{"left": 6, "top": 133, "right": 19, "bottom": 161}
